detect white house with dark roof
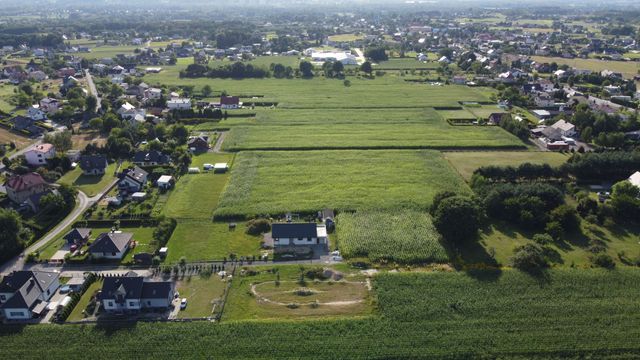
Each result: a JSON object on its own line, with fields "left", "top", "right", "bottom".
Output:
{"left": 119, "top": 166, "right": 148, "bottom": 192}
{"left": 100, "top": 274, "right": 174, "bottom": 314}
{"left": 0, "top": 271, "right": 60, "bottom": 320}
{"left": 271, "top": 223, "right": 328, "bottom": 246}
{"left": 89, "top": 231, "right": 133, "bottom": 260}
{"left": 79, "top": 155, "right": 108, "bottom": 175}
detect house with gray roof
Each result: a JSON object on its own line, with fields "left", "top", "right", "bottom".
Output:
{"left": 79, "top": 155, "right": 108, "bottom": 175}
{"left": 0, "top": 271, "right": 60, "bottom": 320}
{"left": 89, "top": 231, "right": 133, "bottom": 260}
{"left": 100, "top": 273, "right": 174, "bottom": 314}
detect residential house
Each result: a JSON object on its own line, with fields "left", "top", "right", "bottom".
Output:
{"left": 220, "top": 96, "right": 241, "bottom": 109}
{"left": 187, "top": 136, "right": 210, "bottom": 153}
{"left": 28, "top": 71, "right": 47, "bottom": 82}
{"left": 132, "top": 150, "right": 171, "bottom": 167}
{"left": 4, "top": 172, "right": 47, "bottom": 204}
{"left": 119, "top": 166, "right": 148, "bottom": 192}
{"left": 10, "top": 116, "right": 43, "bottom": 136}
{"left": 271, "top": 223, "right": 328, "bottom": 246}
{"left": 126, "top": 83, "right": 150, "bottom": 97}
{"left": 145, "top": 88, "right": 162, "bottom": 100}
{"left": 57, "top": 67, "right": 76, "bottom": 78}
{"left": 534, "top": 93, "right": 555, "bottom": 107}
{"left": 100, "top": 274, "right": 174, "bottom": 314}
{"left": 23, "top": 189, "right": 58, "bottom": 213}
{"left": 166, "top": 98, "right": 192, "bottom": 110}
{"left": 89, "top": 231, "right": 133, "bottom": 260}
{"left": 39, "top": 98, "right": 60, "bottom": 114}
{"left": 79, "top": 155, "right": 108, "bottom": 175}
{"left": 63, "top": 228, "right": 92, "bottom": 246}
{"left": 550, "top": 119, "right": 577, "bottom": 138}
{"left": 0, "top": 271, "right": 60, "bottom": 320}
{"left": 117, "top": 102, "right": 146, "bottom": 123}
{"left": 27, "top": 105, "right": 47, "bottom": 121}
{"left": 24, "top": 143, "right": 56, "bottom": 166}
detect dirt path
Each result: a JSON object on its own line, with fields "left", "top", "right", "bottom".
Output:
{"left": 212, "top": 131, "right": 227, "bottom": 153}
{"left": 250, "top": 281, "right": 367, "bottom": 306}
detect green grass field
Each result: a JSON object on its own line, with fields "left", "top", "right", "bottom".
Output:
{"left": 335, "top": 210, "right": 448, "bottom": 264}
{"left": 222, "top": 108, "right": 524, "bottom": 150}
{"left": 142, "top": 75, "right": 493, "bottom": 109}
{"left": 3, "top": 268, "right": 640, "bottom": 358}
{"left": 223, "top": 264, "right": 372, "bottom": 321}
{"left": 374, "top": 58, "right": 439, "bottom": 70}
{"left": 164, "top": 221, "right": 263, "bottom": 263}
{"left": 444, "top": 151, "right": 569, "bottom": 180}
{"left": 531, "top": 56, "right": 640, "bottom": 79}
{"left": 162, "top": 153, "right": 233, "bottom": 220}
{"left": 214, "top": 150, "right": 470, "bottom": 218}
{"left": 175, "top": 275, "right": 227, "bottom": 318}
{"left": 57, "top": 163, "right": 118, "bottom": 196}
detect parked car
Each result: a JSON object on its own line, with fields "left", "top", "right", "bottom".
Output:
{"left": 59, "top": 285, "right": 72, "bottom": 294}
{"left": 203, "top": 163, "right": 214, "bottom": 170}
{"left": 330, "top": 250, "right": 340, "bottom": 256}
{"left": 180, "top": 298, "right": 188, "bottom": 309}
{"left": 331, "top": 255, "right": 343, "bottom": 261}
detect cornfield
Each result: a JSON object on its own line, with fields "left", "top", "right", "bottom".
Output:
{"left": 336, "top": 210, "right": 448, "bottom": 264}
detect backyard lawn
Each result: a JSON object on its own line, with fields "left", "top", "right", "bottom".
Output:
{"left": 175, "top": 275, "right": 227, "bottom": 319}
{"left": 67, "top": 280, "right": 102, "bottom": 321}
{"left": 164, "top": 221, "right": 263, "bottom": 263}
{"left": 57, "top": 162, "right": 118, "bottom": 196}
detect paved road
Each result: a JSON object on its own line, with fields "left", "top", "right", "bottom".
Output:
{"left": 0, "top": 178, "right": 119, "bottom": 275}
{"left": 0, "top": 139, "right": 43, "bottom": 173}
{"left": 84, "top": 69, "right": 101, "bottom": 112}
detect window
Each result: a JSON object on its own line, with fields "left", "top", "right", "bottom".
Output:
{"left": 9, "top": 311, "right": 23, "bottom": 317}
{"left": 0, "top": 295, "right": 6, "bottom": 301}
{"left": 147, "top": 301, "right": 151, "bottom": 306}
{"left": 107, "top": 300, "right": 114, "bottom": 306}
{"left": 129, "top": 301, "right": 136, "bottom": 307}
{"left": 112, "top": 252, "right": 116, "bottom": 256}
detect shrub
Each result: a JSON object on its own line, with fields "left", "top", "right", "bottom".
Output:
{"left": 511, "top": 244, "right": 548, "bottom": 271}
{"left": 545, "top": 221, "right": 564, "bottom": 240}
{"left": 591, "top": 253, "right": 615, "bottom": 269}
{"left": 246, "top": 218, "right": 271, "bottom": 235}
{"left": 532, "top": 233, "right": 553, "bottom": 246}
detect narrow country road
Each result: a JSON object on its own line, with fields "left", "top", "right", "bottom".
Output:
{"left": 0, "top": 178, "right": 119, "bottom": 275}
{"left": 212, "top": 131, "right": 227, "bottom": 153}
{"left": 0, "top": 139, "right": 43, "bottom": 173}
{"left": 84, "top": 69, "right": 101, "bottom": 112}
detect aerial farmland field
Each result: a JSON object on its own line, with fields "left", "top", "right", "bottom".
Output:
{"left": 221, "top": 107, "right": 525, "bottom": 150}
{"left": 214, "top": 150, "right": 470, "bottom": 218}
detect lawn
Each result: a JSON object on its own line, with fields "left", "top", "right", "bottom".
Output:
{"left": 328, "top": 33, "right": 364, "bottom": 42}
{"left": 444, "top": 151, "right": 569, "bottom": 180}
{"left": 214, "top": 150, "right": 470, "bottom": 218}
{"left": 142, "top": 75, "right": 493, "bottom": 109}
{"left": 164, "top": 221, "right": 263, "bottom": 263}
{"left": 335, "top": 210, "right": 448, "bottom": 264}
{"left": 223, "top": 264, "right": 372, "bottom": 321}
{"left": 3, "top": 269, "right": 640, "bottom": 358}
{"left": 222, "top": 108, "right": 525, "bottom": 151}
{"left": 67, "top": 280, "right": 102, "bottom": 321}
{"left": 465, "top": 104, "right": 506, "bottom": 118}
{"left": 0, "top": 128, "right": 33, "bottom": 151}
{"left": 0, "top": 83, "right": 18, "bottom": 113}
{"left": 477, "top": 219, "right": 640, "bottom": 268}
{"left": 175, "top": 275, "right": 227, "bottom": 319}
{"left": 162, "top": 169, "right": 232, "bottom": 220}
{"left": 57, "top": 162, "right": 118, "bottom": 196}
{"left": 374, "top": 58, "right": 440, "bottom": 70}
{"left": 531, "top": 56, "right": 640, "bottom": 79}
{"left": 436, "top": 108, "right": 476, "bottom": 120}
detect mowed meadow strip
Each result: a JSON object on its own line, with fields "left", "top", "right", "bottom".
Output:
{"left": 141, "top": 75, "right": 493, "bottom": 108}
{"left": 3, "top": 269, "right": 640, "bottom": 358}
{"left": 336, "top": 210, "right": 448, "bottom": 264}
{"left": 214, "top": 150, "right": 470, "bottom": 218}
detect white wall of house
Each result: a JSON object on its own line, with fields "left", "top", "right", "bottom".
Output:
{"left": 3, "top": 308, "right": 31, "bottom": 320}
{"left": 274, "top": 237, "right": 319, "bottom": 246}
{"left": 25, "top": 148, "right": 56, "bottom": 166}
{"left": 143, "top": 297, "right": 171, "bottom": 309}
{"left": 92, "top": 248, "right": 128, "bottom": 260}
